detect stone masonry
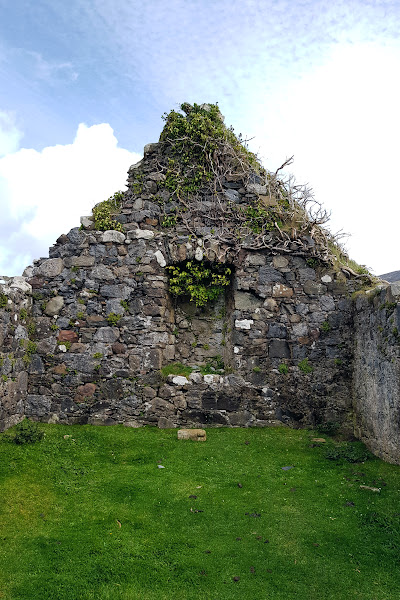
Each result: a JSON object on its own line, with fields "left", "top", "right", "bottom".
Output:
{"left": 1, "top": 125, "right": 400, "bottom": 464}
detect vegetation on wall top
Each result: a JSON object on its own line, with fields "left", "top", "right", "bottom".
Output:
{"left": 92, "top": 191, "right": 124, "bottom": 232}
{"left": 156, "top": 103, "right": 374, "bottom": 279}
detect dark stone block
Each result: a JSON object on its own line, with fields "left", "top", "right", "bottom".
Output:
{"left": 267, "top": 323, "right": 287, "bottom": 339}
{"left": 67, "top": 227, "right": 86, "bottom": 245}
{"left": 202, "top": 391, "right": 217, "bottom": 410}
{"left": 259, "top": 266, "right": 284, "bottom": 285}
{"left": 217, "top": 392, "right": 241, "bottom": 411}
{"left": 269, "top": 340, "right": 290, "bottom": 358}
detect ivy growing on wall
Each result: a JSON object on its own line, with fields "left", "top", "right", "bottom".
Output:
{"left": 92, "top": 191, "right": 124, "bottom": 232}
{"left": 166, "top": 260, "right": 232, "bottom": 307}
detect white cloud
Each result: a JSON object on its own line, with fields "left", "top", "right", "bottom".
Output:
{"left": 0, "top": 111, "right": 23, "bottom": 156}
{"left": 252, "top": 42, "right": 400, "bottom": 275}
{"left": 0, "top": 123, "right": 141, "bottom": 276}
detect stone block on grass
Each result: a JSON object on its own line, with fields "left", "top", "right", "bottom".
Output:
{"left": 177, "top": 428, "right": 207, "bottom": 441}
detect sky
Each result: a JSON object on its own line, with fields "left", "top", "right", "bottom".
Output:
{"left": 0, "top": 0, "right": 399, "bottom": 277}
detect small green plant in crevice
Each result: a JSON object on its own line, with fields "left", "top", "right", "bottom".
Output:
{"left": 278, "top": 363, "right": 289, "bottom": 375}
{"left": 20, "top": 339, "right": 37, "bottom": 356}
{"left": 334, "top": 358, "right": 343, "bottom": 366}
{"left": 107, "top": 312, "right": 122, "bottom": 326}
{"left": 1, "top": 374, "right": 8, "bottom": 383}
{"left": 306, "top": 257, "right": 322, "bottom": 268}
{"left": 19, "top": 308, "right": 28, "bottom": 321}
{"left": 50, "top": 323, "right": 59, "bottom": 332}
{"left": 161, "top": 214, "right": 177, "bottom": 228}
{"left": 93, "top": 353, "right": 103, "bottom": 360}
{"left": 166, "top": 260, "right": 231, "bottom": 307}
{"left": 0, "top": 293, "right": 8, "bottom": 309}
{"left": 298, "top": 358, "right": 313, "bottom": 374}
{"left": 320, "top": 321, "right": 331, "bottom": 333}
{"left": 27, "top": 320, "right": 36, "bottom": 338}
{"left": 380, "top": 302, "right": 397, "bottom": 313}
{"left": 120, "top": 300, "right": 129, "bottom": 311}
{"left": 131, "top": 172, "right": 145, "bottom": 195}
{"left": 161, "top": 363, "right": 193, "bottom": 379}
{"left": 252, "top": 366, "right": 261, "bottom": 373}
{"left": 199, "top": 355, "right": 225, "bottom": 375}
{"left": 76, "top": 311, "right": 85, "bottom": 320}
{"left": 13, "top": 418, "right": 44, "bottom": 445}
{"left": 92, "top": 191, "right": 124, "bottom": 232}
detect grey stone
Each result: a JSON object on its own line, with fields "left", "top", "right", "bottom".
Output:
{"left": 35, "top": 258, "right": 64, "bottom": 277}
{"left": 143, "top": 143, "right": 159, "bottom": 154}
{"left": 64, "top": 255, "right": 95, "bottom": 268}
{"left": 272, "top": 256, "right": 289, "bottom": 268}
{"left": 44, "top": 296, "right": 64, "bottom": 316}
{"left": 390, "top": 282, "right": 400, "bottom": 297}
{"left": 25, "top": 395, "right": 52, "bottom": 417}
{"left": 80, "top": 216, "right": 94, "bottom": 229}
{"left": 171, "top": 376, "right": 190, "bottom": 386}
{"left": 303, "top": 280, "right": 327, "bottom": 295}
{"left": 129, "top": 229, "right": 155, "bottom": 240}
{"left": 259, "top": 266, "right": 284, "bottom": 285}
{"left": 267, "top": 323, "right": 287, "bottom": 338}
{"left": 224, "top": 189, "right": 240, "bottom": 203}
{"left": 235, "top": 319, "right": 254, "bottom": 330}
{"left": 247, "top": 183, "right": 267, "bottom": 195}
{"left": 100, "top": 284, "right": 130, "bottom": 299}
{"left": 90, "top": 265, "right": 114, "bottom": 280}
{"left": 101, "top": 230, "right": 126, "bottom": 244}
{"left": 234, "top": 292, "right": 262, "bottom": 311}
{"left": 67, "top": 227, "right": 86, "bottom": 245}
{"left": 298, "top": 268, "right": 316, "bottom": 282}
{"left": 106, "top": 299, "right": 125, "bottom": 316}
{"left": 292, "top": 322, "right": 309, "bottom": 337}
{"left": 321, "top": 274, "right": 333, "bottom": 283}
{"left": 320, "top": 295, "right": 335, "bottom": 312}
{"left": 93, "top": 327, "right": 120, "bottom": 343}
{"left": 10, "top": 277, "right": 32, "bottom": 293}
{"left": 154, "top": 251, "right": 167, "bottom": 267}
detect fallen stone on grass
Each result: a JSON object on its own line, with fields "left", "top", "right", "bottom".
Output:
{"left": 177, "top": 428, "right": 207, "bottom": 441}
{"left": 360, "top": 485, "right": 381, "bottom": 492}
{"left": 311, "top": 438, "right": 326, "bottom": 443}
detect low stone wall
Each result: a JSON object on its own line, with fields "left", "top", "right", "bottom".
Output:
{"left": 0, "top": 277, "right": 32, "bottom": 430}
{"left": 353, "top": 283, "right": 400, "bottom": 464}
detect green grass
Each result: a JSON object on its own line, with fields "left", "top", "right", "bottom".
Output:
{"left": 0, "top": 425, "right": 400, "bottom": 600}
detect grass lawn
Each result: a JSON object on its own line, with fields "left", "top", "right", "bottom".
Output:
{"left": 0, "top": 423, "right": 399, "bottom": 600}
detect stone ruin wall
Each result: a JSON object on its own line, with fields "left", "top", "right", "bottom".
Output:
{"left": 353, "top": 285, "right": 400, "bottom": 463}
{"left": 0, "top": 141, "right": 399, "bottom": 464}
